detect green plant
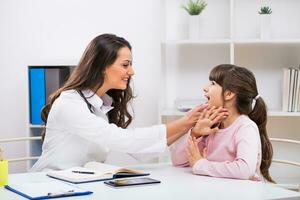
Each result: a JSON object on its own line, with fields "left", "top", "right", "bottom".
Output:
{"left": 258, "top": 6, "right": 272, "bottom": 14}
{"left": 182, "top": 0, "right": 207, "bottom": 16}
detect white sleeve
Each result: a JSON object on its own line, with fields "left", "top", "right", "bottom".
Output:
{"left": 48, "top": 98, "right": 167, "bottom": 154}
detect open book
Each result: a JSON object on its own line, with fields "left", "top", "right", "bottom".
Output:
{"left": 47, "top": 162, "right": 149, "bottom": 184}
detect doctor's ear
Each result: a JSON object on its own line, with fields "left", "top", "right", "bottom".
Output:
{"left": 223, "top": 90, "right": 236, "bottom": 101}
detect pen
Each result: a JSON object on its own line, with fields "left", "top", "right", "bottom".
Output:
{"left": 72, "top": 170, "right": 95, "bottom": 174}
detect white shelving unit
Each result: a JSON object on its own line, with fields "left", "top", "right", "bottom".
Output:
{"left": 161, "top": 0, "right": 300, "bottom": 183}
{"left": 27, "top": 125, "right": 43, "bottom": 168}
{"left": 160, "top": 0, "right": 300, "bottom": 121}
{"left": 26, "top": 66, "right": 74, "bottom": 169}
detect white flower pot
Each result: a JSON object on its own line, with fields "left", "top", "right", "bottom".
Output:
{"left": 188, "top": 15, "right": 200, "bottom": 40}
{"left": 260, "top": 14, "right": 271, "bottom": 39}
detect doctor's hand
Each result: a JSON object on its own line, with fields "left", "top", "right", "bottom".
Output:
{"left": 181, "top": 104, "right": 209, "bottom": 132}
{"left": 166, "top": 104, "right": 209, "bottom": 146}
{"left": 191, "top": 106, "right": 228, "bottom": 138}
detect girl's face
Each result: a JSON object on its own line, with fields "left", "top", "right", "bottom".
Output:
{"left": 203, "top": 80, "right": 224, "bottom": 107}
{"left": 104, "top": 47, "right": 134, "bottom": 90}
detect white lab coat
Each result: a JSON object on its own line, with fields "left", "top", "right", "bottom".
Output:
{"left": 31, "top": 89, "right": 167, "bottom": 171}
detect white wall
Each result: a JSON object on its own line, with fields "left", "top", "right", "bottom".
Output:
{"left": 0, "top": 0, "right": 162, "bottom": 172}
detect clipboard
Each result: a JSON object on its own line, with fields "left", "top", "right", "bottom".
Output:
{"left": 5, "top": 181, "right": 93, "bottom": 199}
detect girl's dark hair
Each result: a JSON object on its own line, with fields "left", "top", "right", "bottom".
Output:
{"left": 209, "top": 64, "right": 274, "bottom": 183}
{"left": 41, "top": 34, "right": 134, "bottom": 138}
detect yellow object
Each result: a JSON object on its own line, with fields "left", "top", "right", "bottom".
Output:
{"left": 0, "top": 160, "right": 8, "bottom": 186}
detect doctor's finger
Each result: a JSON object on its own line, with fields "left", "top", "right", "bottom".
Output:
{"left": 200, "top": 108, "right": 208, "bottom": 119}
{"left": 204, "top": 106, "right": 214, "bottom": 119}
{"left": 188, "top": 104, "right": 208, "bottom": 117}
{"left": 193, "top": 104, "right": 209, "bottom": 112}
{"left": 209, "top": 107, "right": 222, "bottom": 120}
{"left": 211, "top": 113, "right": 226, "bottom": 125}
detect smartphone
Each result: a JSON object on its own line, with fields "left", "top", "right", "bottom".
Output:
{"left": 104, "top": 177, "right": 161, "bottom": 188}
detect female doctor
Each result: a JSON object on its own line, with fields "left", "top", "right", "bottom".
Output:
{"left": 31, "top": 34, "right": 227, "bottom": 171}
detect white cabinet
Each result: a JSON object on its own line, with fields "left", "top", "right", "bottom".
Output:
{"left": 161, "top": 0, "right": 300, "bottom": 182}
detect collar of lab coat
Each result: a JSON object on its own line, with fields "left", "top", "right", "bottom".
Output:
{"left": 81, "top": 89, "right": 114, "bottom": 114}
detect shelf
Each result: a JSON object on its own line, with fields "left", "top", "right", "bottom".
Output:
{"left": 163, "top": 39, "right": 300, "bottom": 45}
{"left": 160, "top": 109, "right": 300, "bottom": 117}
{"left": 233, "top": 39, "right": 300, "bottom": 45}
{"left": 163, "top": 39, "right": 231, "bottom": 45}
{"left": 268, "top": 111, "right": 300, "bottom": 117}
{"left": 29, "top": 124, "right": 45, "bottom": 128}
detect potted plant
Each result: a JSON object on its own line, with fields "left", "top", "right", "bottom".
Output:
{"left": 182, "top": 0, "right": 207, "bottom": 40}
{"left": 258, "top": 6, "right": 272, "bottom": 39}
{"left": 258, "top": 6, "right": 272, "bottom": 15}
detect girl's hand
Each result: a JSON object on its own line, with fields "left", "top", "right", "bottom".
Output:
{"left": 191, "top": 106, "right": 228, "bottom": 138}
{"left": 186, "top": 136, "right": 206, "bottom": 167}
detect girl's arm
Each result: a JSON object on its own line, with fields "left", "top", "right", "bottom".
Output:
{"left": 191, "top": 124, "right": 260, "bottom": 180}
{"left": 170, "top": 131, "right": 207, "bottom": 167}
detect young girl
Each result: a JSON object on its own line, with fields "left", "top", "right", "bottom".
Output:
{"left": 171, "top": 64, "right": 274, "bottom": 182}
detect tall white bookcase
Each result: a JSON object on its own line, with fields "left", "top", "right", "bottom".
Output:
{"left": 160, "top": 0, "right": 300, "bottom": 183}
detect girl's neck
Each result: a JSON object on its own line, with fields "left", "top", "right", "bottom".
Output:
{"left": 221, "top": 106, "right": 240, "bottom": 129}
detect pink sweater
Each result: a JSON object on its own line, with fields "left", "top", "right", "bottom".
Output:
{"left": 171, "top": 115, "right": 262, "bottom": 180}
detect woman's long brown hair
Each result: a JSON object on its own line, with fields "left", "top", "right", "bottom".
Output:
{"left": 209, "top": 64, "right": 274, "bottom": 183}
{"left": 41, "top": 34, "right": 134, "bottom": 139}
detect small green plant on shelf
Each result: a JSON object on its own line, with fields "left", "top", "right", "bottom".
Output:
{"left": 182, "top": 0, "right": 207, "bottom": 16}
{"left": 258, "top": 6, "right": 272, "bottom": 14}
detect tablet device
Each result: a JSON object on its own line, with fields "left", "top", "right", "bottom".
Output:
{"left": 104, "top": 177, "right": 161, "bottom": 188}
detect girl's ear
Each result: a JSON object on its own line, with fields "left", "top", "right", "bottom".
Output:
{"left": 224, "top": 90, "right": 236, "bottom": 101}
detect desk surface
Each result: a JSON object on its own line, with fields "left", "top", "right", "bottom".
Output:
{"left": 0, "top": 163, "right": 299, "bottom": 200}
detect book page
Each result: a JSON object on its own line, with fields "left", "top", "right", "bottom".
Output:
{"left": 47, "top": 166, "right": 113, "bottom": 183}
{"left": 84, "top": 162, "right": 120, "bottom": 173}
{"left": 84, "top": 161, "right": 144, "bottom": 174}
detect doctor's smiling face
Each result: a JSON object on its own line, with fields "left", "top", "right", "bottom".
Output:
{"left": 103, "top": 47, "right": 134, "bottom": 90}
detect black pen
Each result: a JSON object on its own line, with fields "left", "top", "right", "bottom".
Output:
{"left": 72, "top": 170, "right": 95, "bottom": 174}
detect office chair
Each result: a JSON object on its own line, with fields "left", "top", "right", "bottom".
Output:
{"left": 270, "top": 137, "right": 300, "bottom": 192}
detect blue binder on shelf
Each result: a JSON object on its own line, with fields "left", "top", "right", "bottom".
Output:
{"left": 28, "top": 66, "right": 72, "bottom": 125}
{"left": 29, "top": 68, "right": 46, "bottom": 125}
{"left": 5, "top": 181, "right": 93, "bottom": 199}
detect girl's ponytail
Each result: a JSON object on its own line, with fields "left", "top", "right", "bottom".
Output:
{"left": 249, "top": 97, "right": 275, "bottom": 183}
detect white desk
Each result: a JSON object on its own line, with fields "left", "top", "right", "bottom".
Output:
{"left": 0, "top": 163, "right": 299, "bottom": 200}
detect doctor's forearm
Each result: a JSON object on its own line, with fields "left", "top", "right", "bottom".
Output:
{"left": 166, "top": 118, "right": 190, "bottom": 145}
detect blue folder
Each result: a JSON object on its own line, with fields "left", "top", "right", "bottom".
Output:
{"left": 5, "top": 181, "right": 93, "bottom": 199}
{"left": 29, "top": 68, "right": 46, "bottom": 125}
